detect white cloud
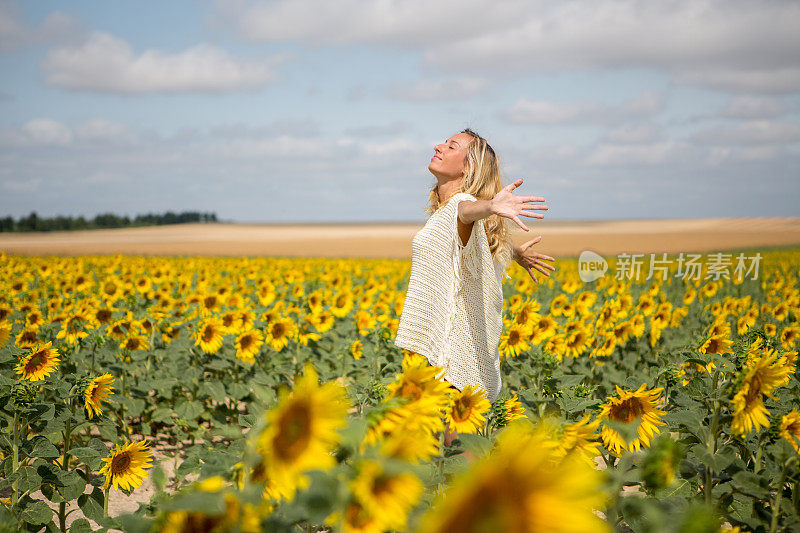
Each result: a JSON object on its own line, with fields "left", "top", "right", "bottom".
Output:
{"left": 721, "top": 96, "right": 786, "bottom": 119}
{"left": 218, "top": 0, "right": 800, "bottom": 93}
{"left": 602, "top": 123, "right": 660, "bottom": 144}
{"left": 0, "top": 118, "right": 143, "bottom": 147}
{"left": 505, "top": 100, "right": 597, "bottom": 125}
{"left": 694, "top": 121, "right": 800, "bottom": 145}
{"left": 503, "top": 91, "right": 664, "bottom": 124}
{"left": 0, "top": 0, "right": 82, "bottom": 53}
{"left": 385, "top": 77, "right": 487, "bottom": 101}
{"left": 584, "top": 140, "right": 681, "bottom": 166}
{"left": 675, "top": 67, "right": 800, "bottom": 95}
{"left": 1, "top": 178, "right": 40, "bottom": 193}
{"left": 73, "top": 119, "right": 140, "bottom": 144}
{"left": 21, "top": 119, "right": 73, "bottom": 146}
{"left": 41, "top": 31, "right": 279, "bottom": 94}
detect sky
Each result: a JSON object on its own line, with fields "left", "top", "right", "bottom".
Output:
{"left": 0, "top": 0, "right": 798, "bottom": 223}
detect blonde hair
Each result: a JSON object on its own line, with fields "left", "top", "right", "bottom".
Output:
{"left": 427, "top": 128, "right": 514, "bottom": 270}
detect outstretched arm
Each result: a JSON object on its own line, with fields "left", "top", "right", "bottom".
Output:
{"left": 512, "top": 236, "right": 556, "bottom": 283}
{"left": 457, "top": 178, "right": 549, "bottom": 231}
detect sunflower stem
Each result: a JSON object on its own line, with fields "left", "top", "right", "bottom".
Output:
{"left": 103, "top": 485, "right": 110, "bottom": 518}
{"left": 704, "top": 371, "right": 721, "bottom": 506}
{"left": 769, "top": 459, "right": 789, "bottom": 533}
{"left": 59, "top": 412, "right": 72, "bottom": 532}
{"left": 11, "top": 411, "right": 19, "bottom": 509}
{"left": 754, "top": 442, "right": 763, "bottom": 474}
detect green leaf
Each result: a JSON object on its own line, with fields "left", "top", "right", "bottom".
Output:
{"left": 237, "top": 414, "right": 258, "bottom": 428}
{"left": 78, "top": 487, "right": 105, "bottom": 523}
{"left": 175, "top": 400, "right": 203, "bottom": 420}
{"left": 205, "top": 381, "right": 227, "bottom": 402}
{"left": 151, "top": 407, "right": 175, "bottom": 424}
{"left": 731, "top": 471, "right": 769, "bottom": 498}
{"left": 11, "top": 466, "right": 42, "bottom": 493}
{"left": 69, "top": 447, "right": 103, "bottom": 471}
{"left": 29, "top": 436, "right": 60, "bottom": 458}
{"left": 19, "top": 499, "right": 53, "bottom": 525}
{"left": 70, "top": 518, "right": 93, "bottom": 533}
{"left": 228, "top": 382, "right": 251, "bottom": 400}
{"left": 456, "top": 433, "right": 492, "bottom": 459}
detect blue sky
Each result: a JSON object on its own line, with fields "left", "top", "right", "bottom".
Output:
{"left": 1, "top": 0, "right": 798, "bottom": 223}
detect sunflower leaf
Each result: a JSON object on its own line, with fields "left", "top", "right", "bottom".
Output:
{"left": 18, "top": 498, "right": 53, "bottom": 526}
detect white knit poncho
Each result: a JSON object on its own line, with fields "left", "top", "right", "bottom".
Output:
{"left": 394, "top": 192, "right": 507, "bottom": 404}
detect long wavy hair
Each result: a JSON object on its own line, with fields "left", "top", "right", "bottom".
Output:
{"left": 427, "top": 128, "right": 514, "bottom": 270}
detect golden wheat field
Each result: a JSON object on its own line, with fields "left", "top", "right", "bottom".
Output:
{"left": 1, "top": 220, "right": 799, "bottom": 532}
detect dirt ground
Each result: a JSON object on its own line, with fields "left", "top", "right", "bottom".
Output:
{"left": 1, "top": 217, "right": 799, "bottom": 259}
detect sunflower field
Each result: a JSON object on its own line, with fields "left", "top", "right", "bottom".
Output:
{"left": 0, "top": 248, "right": 798, "bottom": 533}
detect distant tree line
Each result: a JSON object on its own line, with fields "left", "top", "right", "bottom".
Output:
{"left": 0, "top": 211, "right": 218, "bottom": 232}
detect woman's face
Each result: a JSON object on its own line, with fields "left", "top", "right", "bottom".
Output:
{"left": 428, "top": 132, "right": 472, "bottom": 180}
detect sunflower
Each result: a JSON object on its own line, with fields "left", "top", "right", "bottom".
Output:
{"left": 377, "top": 427, "right": 441, "bottom": 463}
{"left": 15, "top": 341, "right": 60, "bottom": 381}
{"left": 194, "top": 316, "right": 225, "bottom": 354}
{"left": 444, "top": 384, "right": 491, "bottom": 435}
{"left": 235, "top": 329, "right": 264, "bottom": 363}
{"left": 530, "top": 314, "right": 557, "bottom": 344}
{"left": 348, "top": 459, "right": 424, "bottom": 531}
{"left": 778, "top": 409, "right": 800, "bottom": 453}
{"left": 254, "top": 364, "right": 350, "bottom": 501}
{"left": 554, "top": 414, "right": 602, "bottom": 467}
{"left": 780, "top": 325, "right": 800, "bottom": 350}
{"left": 119, "top": 334, "right": 150, "bottom": 352}
{"left": 564, "top": 323, "right": 591, "bottom": 358}
{"left": 0, "top": 321, "right": 11, "bottom": 348}
{"left": 499, "top": 323, "right": 530, "bottom": 358}
{"left": 15, "top": 326, "right": 41, "bottom": 349}
{"left": 354, "top": 310, "right": 377, "bottom": 336}
{"left": 385, "top": 355, "right": 451, "bottom": 410}
{"left": 598, "top": 384, "right": 667, "bottom": 455}
{"left": 55, "top": 311, "right": 90, "bottom": 345}
{"left": 350, "top": 339, "right": 363, "bottom": 360}
{"left": 296, "top": 323, "right": 321, "bottom": 346}
{"left": 84, "top": 373, "right": 116, "bottom": 418}
{"left": 730, "top": 351, "right": 793, "bottom": 436}
{"left": 416, "top": 420, "right": 610, "bottom": 533}
{"left": 265, "top": 317, "right": 296, "bottom": 352}
{"left": 503, "top": 392, "right": 527, "bottom": 423}
{"left": 308, "top": 311, "right": 335, "bottom": 334}
{"left": 99, "top": 439, "right": 154, "bottom": 491}
{"left": 330, "top": 291, "right": 354, "bottom": 318}
{"left": 699, "top": 334, "right": 734, "bottom": 355}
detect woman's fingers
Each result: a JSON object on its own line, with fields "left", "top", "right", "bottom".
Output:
{"left": 520, "top": 236, "right": 542, "bottom": 250}
{"left": 512, "top": 215, "right": 529, "bottom": 231}
{"left": 507, "top": 178, "right": 524, "bottom": 191}
{"left": 525, "top": 266, "right": 539, "bottom": 283}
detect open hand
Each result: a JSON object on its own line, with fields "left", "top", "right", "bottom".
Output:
{"left": 490, "top": 178, "right": 548, "bottom": 231}
{"left": 515, "top": 236, "right": 556, "bottom": 283}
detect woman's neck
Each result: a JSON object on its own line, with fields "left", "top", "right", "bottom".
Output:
{"left": 437, "top": 178, "right": 462, "bottom": 205}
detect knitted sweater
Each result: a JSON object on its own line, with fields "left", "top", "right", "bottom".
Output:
{"left": 394, "top": 192, "right": 506, "bottom": 404}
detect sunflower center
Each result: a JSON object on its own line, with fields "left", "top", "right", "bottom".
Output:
{"left": 240, "top": 335, "right": 254, "bottom": 350}
{"left": 274, "top": 400, "right": 312, "bottom": 462}
{"left": 453, "top": 397, "right": 472, "bottom": 422}
{"left": 397, "top": 380, "right": 424, "bottom": 402}
{"left": 271, "top": 323, "right": 285, "bottom": 338}
{"left": 745, "top": 375, "right": 763, "bottom": 404}
{"left": 202, "top": 326, "right": 216, "bottom": 343}
{"left": 610, "top": 397, "right": 644, "bottom": 423}
{"left": 508, "top": 331, "right": 520, "bottom": 345}
{"left": 25, "top": 350, "right": 47, "bottom": 372}
{"left": 111, "top": 451, "right": 132, "bottom": 474}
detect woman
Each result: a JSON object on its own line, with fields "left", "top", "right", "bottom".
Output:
{"left": 393, "top": 128, "right": 555, "bottom": 447}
